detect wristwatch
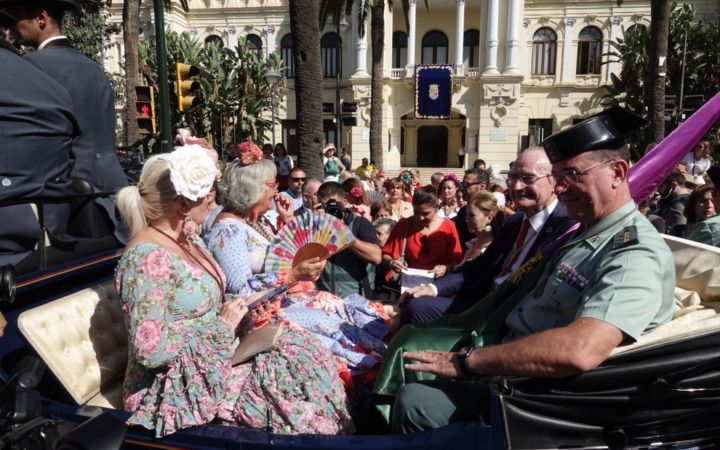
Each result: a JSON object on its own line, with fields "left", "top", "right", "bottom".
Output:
{"left": 456, "top": 347, "right": 476, "bottom": 377}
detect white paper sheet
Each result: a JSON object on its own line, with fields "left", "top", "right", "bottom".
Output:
{"left": 400, "top": 268, "right": 435, "bottom": 293}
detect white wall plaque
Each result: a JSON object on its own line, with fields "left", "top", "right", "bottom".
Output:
{"left": 489, "top": 129, "right": 507, "bottom": 141}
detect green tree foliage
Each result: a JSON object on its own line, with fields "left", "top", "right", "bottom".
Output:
{"left": 139, "top": 31, "right": 284, "bottom": 153}
{"left": 605, "top": 3, "right": 719, "bottom": 158}
{"left": 61, "top": 0, "right": 119, "bottom": 65}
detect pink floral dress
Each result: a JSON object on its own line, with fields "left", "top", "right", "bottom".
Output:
{"left": 115, "top": 242, "right": 353, "bottom": 437}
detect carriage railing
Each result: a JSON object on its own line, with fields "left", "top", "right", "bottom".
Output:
{"left": 0, "top": 191, "right": 118, "bottom": 272}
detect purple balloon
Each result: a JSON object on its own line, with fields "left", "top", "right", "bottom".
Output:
{"left": 629, "top": 93, "right": 720, "bottom": 202}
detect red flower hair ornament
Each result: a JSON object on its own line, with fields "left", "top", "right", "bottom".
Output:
{"left": 236, "top": 141, "right": 264, "bottom": 166}
{"left": 350, "top": 187, "right": 363, "bottom": 198}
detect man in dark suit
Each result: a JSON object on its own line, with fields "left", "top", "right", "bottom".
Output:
{"left": 2, "top": 0, "right": 129, "bottom": 243}
{"left": 399, "top": 147, "right": 576, "bottom": 325}
{"left": 0, "top": 27, "right": 76, "bottom": 266}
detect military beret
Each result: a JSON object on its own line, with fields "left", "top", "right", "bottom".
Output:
{"left": 542, "top": 106, "right": 648, "bottom": 164}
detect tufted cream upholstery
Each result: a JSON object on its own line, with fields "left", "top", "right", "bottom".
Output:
{"left": 612, "top": 235, "right": 720, "bottom": 355}
{"left": 18, "top": 281, "right": 127, "bottom": 409}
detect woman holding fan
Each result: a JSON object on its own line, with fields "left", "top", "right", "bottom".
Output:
{"left": 202, "top": 142, "right": 389, "bottom": 383}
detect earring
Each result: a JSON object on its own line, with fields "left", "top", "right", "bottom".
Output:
{"left": 182, "top": 215, "right": 198, "bottom": 239}
{"left": 485, "top": 225, "right": 492, "bottom": 233}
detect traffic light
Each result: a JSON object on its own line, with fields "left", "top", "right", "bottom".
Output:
{"left": 176, "top": 63, "right": 201, "bottom": 111}
{"left": 135, "top": 85, "right": 156, "bottom": 135}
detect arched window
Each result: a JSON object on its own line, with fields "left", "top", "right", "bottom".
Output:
{"left": 624, "top": 24, "right": 646, "bottom": 36}
{"left": 321, "top": 32, "right": 342, "bottom": 78}
{"left": 280, "top": 34, "right": 294, "bottom": 78}
{"left": 462, "top": 29, "right": 480, "bottom": 68}
{"left": 204, "top": 35, "right": 224, "bottom": 48}
{"left": 247, "top": 34, "right": 263, "bottom": 58}
{"left": 392, "top": 31, "right": 408, "bottom": 68}
{"left": 531, "top": 27, "right": 556, "bottom": 75}
{"left": 577, "top": 26, "right": 602, "bottom": 74}
{"left": 421, "top": 30, "right": 448, "bottom": 64}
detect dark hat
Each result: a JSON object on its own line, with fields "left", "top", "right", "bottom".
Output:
{"left": 708, "top": 166, "right": 720, "bottom": 188}
{"left": 0, "top": 0, "right": 77, "bottom": 12}
{"left": 542, "top": 106, "right": 648, "bottom": 163}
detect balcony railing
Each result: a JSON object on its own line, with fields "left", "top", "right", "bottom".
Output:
{"left": 389, "top": 68, "right": 405, "bottom": 80}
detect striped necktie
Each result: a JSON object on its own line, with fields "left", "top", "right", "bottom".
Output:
{"left": 497, "top": 218, "right": 531, "bottom": 277}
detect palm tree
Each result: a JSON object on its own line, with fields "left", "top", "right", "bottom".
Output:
{"left": 122, "top": 0, "right": 141, "bottom": 146}
{"left": 647, "top": 0, "right": 671, "bottom": 144}
{"left": 289, "top": 0, "right": 325, "bottom": 180}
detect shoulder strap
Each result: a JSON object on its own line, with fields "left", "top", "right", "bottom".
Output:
{"left": 399, "top": 219, "right": 409, "bottom": 261}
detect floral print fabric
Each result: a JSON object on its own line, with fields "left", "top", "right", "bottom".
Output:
{"left": 116, "top": 242, "right": 352, "bottom": 437}
{"left": 202, "top": 218, "right": 389, "bottom": 376}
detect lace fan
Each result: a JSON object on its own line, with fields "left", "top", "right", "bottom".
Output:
{"left": 265, "top": 212, "right": 355, "bottom": 272}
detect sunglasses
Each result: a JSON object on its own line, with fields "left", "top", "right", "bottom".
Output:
{"left": 461, "top": 181, "right": 483, "bottom": 189}
{"left": 291, "top": 177, "right": 306, "bottom": 182}
{"left": 420, "top": 235, "right": 430, "bottom": 255}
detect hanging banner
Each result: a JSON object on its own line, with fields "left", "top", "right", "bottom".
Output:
{"left": 415, "top": 65, "right": 453, "bottom": 119}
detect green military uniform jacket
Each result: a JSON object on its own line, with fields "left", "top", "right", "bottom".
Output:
{"left": 686, "top": 215, "right": 720, "bottom": 248}
{"left": 505, "top": 201, "right": 676, "bottom": 343}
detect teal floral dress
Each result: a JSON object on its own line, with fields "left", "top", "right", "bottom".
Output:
{"left": 115, "top": 242, "right": 353, "bottom": 437}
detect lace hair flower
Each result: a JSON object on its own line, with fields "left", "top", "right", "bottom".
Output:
{"left": 399, "top": 170, "right": 413, "bottom": 185}
{"left": 168, "top": 145, "right": 219, "bottom": 201}
{"left": 350, "top": 187, "right": 363, "bottom": 198}
{"left": 237, "top": 141, "right": 264, "bottom": 166}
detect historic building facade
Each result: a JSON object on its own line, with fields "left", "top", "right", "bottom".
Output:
{"left": 105, "top": 0, "right": 718, "bottom": 170}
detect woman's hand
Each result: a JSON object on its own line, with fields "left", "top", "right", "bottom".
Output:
{"left": 274, "top": 194, "right": 295, "bottom": 223}
{"left": 432, "top": 265, "right": 448, "bottom": 278}
{"left": 288, "top": 257, "right": 325, "bottom": 283}
{"left": 219, "top": 297, "right": 248, "bottom": 331}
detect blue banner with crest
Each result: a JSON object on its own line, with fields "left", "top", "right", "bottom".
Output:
{"left": 415, "top": 65, "right": 453, "bottom": 119}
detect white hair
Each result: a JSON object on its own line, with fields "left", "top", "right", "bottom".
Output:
{"left": 216, "top": 159, "right": 276, "bottom": 214}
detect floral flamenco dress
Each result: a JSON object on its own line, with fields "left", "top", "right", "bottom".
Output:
{"left": 202, "top": 218, "right": 390, "bottom": 384}
{"left": 115, "top": 242, "right": 353, "bottom": 438}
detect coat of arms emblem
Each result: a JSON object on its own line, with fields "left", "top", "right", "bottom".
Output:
{"left": 428, "top": 83, "right": 440, "bottom": 100}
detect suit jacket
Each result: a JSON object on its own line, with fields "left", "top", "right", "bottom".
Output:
{"left": 434, "top": 204, "right": 576, "bottom": 303}
{"left": 26, "top": 40, "right": 129, "bottom": 243}
{"left": 0, "top": 47, "right": 77, "bottom": 265}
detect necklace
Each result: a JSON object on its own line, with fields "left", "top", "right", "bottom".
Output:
{"left": 150, "top": 225, "right": 226, "bottom": 300}
{"left": 249, "top": 216, "right": 275, "bottom": 242}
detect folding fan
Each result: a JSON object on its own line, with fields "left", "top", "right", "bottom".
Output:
{"left": 265, "top": 212, "right": 355, "bottom": 272}
{"left": 366, "top": 190, "right": 386, "bottom": 204}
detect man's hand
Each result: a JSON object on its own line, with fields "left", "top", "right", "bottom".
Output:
{"left": 389, "top": 258, "right": 408, "bottom": 272}
{"left": 432, "top": 264, "right": 449, "bottom": 278}
{"left": 404, "top": 350, "right": 462, "bottom": 378}
{"left": 398, "top": 284, "right": 434, "bottom": 305}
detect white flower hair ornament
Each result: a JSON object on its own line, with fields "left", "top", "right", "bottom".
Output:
{"left": 168, "top": 145, "right": 219, "bottom": 201}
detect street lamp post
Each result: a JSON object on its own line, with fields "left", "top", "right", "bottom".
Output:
{"left": 265, "top": 67, "right": 282, "bottom": 144}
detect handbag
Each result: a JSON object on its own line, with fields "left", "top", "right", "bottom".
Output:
{"left": 231, "top": 324, "right": 282, "bottom": 366}
{"left": 388, "top": 221, "right": 408, "bottom": 284}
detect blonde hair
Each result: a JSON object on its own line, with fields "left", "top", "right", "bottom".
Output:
{"left": 116, "top": 155, "right": 177, "bottom": 237}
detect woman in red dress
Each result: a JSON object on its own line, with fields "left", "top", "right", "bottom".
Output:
{"left": 382, "top": 186, "right": 463, "bottom": 281}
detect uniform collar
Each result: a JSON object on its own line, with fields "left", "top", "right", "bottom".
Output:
{"left": 579, "top": 201, "right": 637, "bottom": 249}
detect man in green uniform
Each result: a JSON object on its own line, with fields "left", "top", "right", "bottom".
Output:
{"left": 685, "top": 166, "right": 720, "bottom": 247}
{"left": 392, "top": 107, "right": 676, "bottom": 433}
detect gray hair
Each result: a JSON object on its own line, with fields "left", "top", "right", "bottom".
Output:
{"left": 216, "top": 159, "right": 276, "bottom": 214}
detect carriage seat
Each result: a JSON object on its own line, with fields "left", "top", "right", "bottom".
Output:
{"left": 17, "top": 281, "right": 126, "bottom": 410}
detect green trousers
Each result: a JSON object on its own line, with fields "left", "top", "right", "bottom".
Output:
{"left": 391, "top": 379, "right": 491, "bottom": 433}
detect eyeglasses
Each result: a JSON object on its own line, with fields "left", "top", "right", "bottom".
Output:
{"left": 420, "top": 235, "right": 430, "bottom": 254}
{"left": 461, "top": 181, "right": 483, "bottom": 190}
{"left": 291, "top": 177, "right": 306, "bottom": 183}
{"left": 265, "top": 181, "right": 279, "bottom": 190}
{"left": 506, "top": 173, "right": 552, "bottom": 187}
{"left": 552, "top": 159, "right": 614, "bottom": 185}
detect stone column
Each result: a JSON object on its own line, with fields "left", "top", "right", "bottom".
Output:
{"left": 227, "top": 26, "right": 237, "bottom": 51}
{"left": 265, "top": 25, "right": 276, "bottom": 56}
{"left": 561, "top": 17, "right": 575, "bottom": 83}
{"left": 407, "top": 0, "right": 417, "bottom": 68}
{"left": 482, "top": 0, "right": 500, "bottom": 75}
{"left": 454, "top": 0, "right": 466, "bottom": 67}
{"left": 609, "top": 16, "right": 622, "bottom": 80}
{"left": 352, "top": 0, "right": 369, "bottom": 77}
{"left": 503, "top": 0, "right": 521, "bottom": 75}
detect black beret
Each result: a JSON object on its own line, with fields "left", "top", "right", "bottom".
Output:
{"left": 542, "top": 106, "right": 648, "bottom": 164}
